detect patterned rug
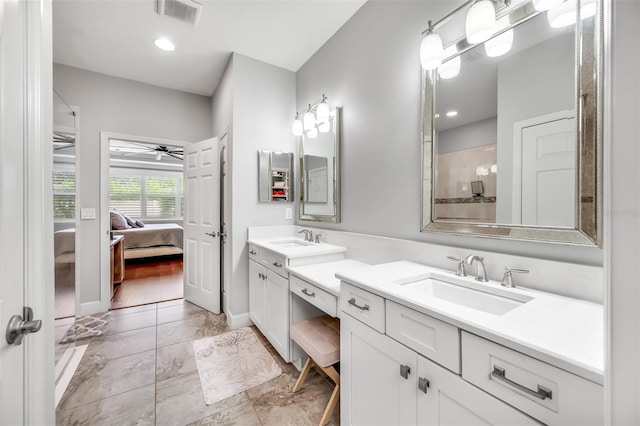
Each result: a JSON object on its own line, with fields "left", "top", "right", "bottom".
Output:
{"left": 194, "top": 327, "right": 282, "bottom": 405}
{"left": 59, "top": 312, "right": 110, "bottom": 343}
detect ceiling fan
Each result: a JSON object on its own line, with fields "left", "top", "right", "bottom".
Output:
{"left": 110, "top": 140, "right": 184, "bottom": 161}
{"left": 53, "top": 132, "right": 75, "bottom": 151}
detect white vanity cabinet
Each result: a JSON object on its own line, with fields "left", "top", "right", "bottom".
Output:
{"left": 340, "top": 282, "right": 603, "bottom": 425}
{"left": 248, "top": 244, "right": 290, "bottom": 361}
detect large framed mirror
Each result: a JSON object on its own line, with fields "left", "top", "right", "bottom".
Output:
{"left": 299, "top": 107, "right": 341, "bottom": 222}
{"left": 421, "top": 0, "right": 602, "bottom": 245}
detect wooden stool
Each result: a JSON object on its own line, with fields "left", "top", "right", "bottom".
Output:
{"left": 290, "top": 315, "right": 340, "bottom": 426}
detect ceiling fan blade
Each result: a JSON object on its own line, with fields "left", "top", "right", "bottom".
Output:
{"left": 54, "top": 143, "right": 74, "bottom": 151}
{"left": 166, "top": 152, "right": 183, "bottom": 160}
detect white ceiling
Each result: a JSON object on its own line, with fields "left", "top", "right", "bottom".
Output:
{"left": 53, "top": 0, "right": 367, "bottom": 96}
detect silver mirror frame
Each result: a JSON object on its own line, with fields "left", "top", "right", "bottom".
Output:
{"left": 299, "top": 107, "right": 341, "bottom": 223}
{"left": 421, "top": 0, "right": 603, "bottom": 246}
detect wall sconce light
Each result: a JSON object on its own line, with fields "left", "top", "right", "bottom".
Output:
{"left": 438, "top": 45, "right": 461, "bottom": 79}
{"left": 420, "top": 22, "right": 444, "bottom": 71}
{"left": 465, "top": 0, "right": 496, "bottom": 44}
{"left": 292, "top": 94, "right": 332, "bottom": 136}
{"left": 484, "top": 15, "right": 513, "bottom": 57}
{"left": 532, "top": 0, "right": 564, "bottom": 11}
{"left": 547, "top": 0, "right": 596, "bottom": 28}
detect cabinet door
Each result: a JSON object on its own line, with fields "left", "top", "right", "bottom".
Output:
{"left": 266, "top": 270, "right": 290, "bottom": 362}
{"left": 248, "top": 260, "right": 266, "bottom": 333}
{"left": 341, "top": 314, "right": 417, "bottom": 426}
{"left": 417, "top": 355, "right": 538, "bottom": 426}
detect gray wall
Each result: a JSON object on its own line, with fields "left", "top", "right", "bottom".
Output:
{"left": 53, "top": 64, "right": 212, "bottom": 305}
{"left": 496, "top": 34, "right": 574, "bottom": 223}
{"left": 212, "top": 54, "right": 296, "bottom": 321}
{"left": 295, "top": 0, "right": 601, "bottom": 266}
{"left": 437, "top": 117, "right": 497, "bottom": 154}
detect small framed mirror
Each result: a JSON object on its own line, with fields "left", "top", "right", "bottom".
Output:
{"left": 421, "top": 0, "right": 602, "bottom": 246}
{"left": 258, "top": 150, "right": 294, "bottom": 202}
{"left": 299, "top": 107, "right": 341, "bottom": 223}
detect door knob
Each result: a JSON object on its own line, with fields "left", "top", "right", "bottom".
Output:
{"left": 6, "top": 307, "right": 42, "bottom": 346}
{"left": 205, "top": 231, "right": 218, "bottom": 238}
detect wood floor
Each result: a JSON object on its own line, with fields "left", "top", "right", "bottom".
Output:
{"left": 110, "top": 256, "right": 183, "bottom": 310}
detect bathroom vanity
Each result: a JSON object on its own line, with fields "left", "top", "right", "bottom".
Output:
{"left": 337, "top": 261, "right": 603, "bottom": 425}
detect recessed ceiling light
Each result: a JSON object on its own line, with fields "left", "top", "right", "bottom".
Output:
{"left": 446, "top": 110, "right": 458, "bottom": 117}
{"left": 154, "top": 38, "right": 175, "bottom": 51}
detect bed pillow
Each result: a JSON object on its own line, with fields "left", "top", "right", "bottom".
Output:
{"left": 110, "top": 210, "right": 130, "bottom": 230}
{"left": 123, "top": 214, "right": 137, "bottom": 228}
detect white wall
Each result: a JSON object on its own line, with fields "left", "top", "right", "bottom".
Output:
{"left": 295, "top": 1, "right": 601, "bottom": 267}
{"left": 53, "top": 64, "right": 212, "bottom": 307}
{"left": 211, "top": 54, "right": 296, "bottom": 324}
{"left": 607, "top": 1, "right": 640, "bottom": 422}
{"left": 496, "top": 34, "right": 574, "bottom": 223}
{"left": 437, "top": 117, "right": 497, "bottom": 154}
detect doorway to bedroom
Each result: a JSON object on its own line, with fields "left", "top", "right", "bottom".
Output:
{"left": 108, "top": 138, "right": 185, "bottom": 310}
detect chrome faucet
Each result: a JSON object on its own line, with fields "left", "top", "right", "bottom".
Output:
{"left": 298, "top": 229, "right": 313, "bottom": 242}
{"left": 447, "top": 256, "right": 467, "bottom": 277}
{"left": 465, "top": 254, "right": 488, "bottom": 282}
{"left": 501, "top": 266, "right": 529, "bottom": 288}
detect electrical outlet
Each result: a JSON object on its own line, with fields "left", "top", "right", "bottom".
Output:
{"left": 285, "top": 207, "right": 293, "bottom": 220}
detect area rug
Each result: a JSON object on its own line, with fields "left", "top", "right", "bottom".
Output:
{"left": 194, "top": 327, "right": 282, "bottom": 405}
{"left": 58, "top": 312, "right": 110, "bottom": 343}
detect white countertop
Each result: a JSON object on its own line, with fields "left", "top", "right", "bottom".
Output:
{"left": 287, "top": 259, "right": 369, "bottom": 296}
{"left": 248, "top": 237, "right": 347, "bottom": 259}
{"left": 336, "top": 260, "right": 604, "bottom": 384}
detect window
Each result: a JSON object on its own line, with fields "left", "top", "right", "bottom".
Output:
{"left": 53, "top": 165, "right": 75, "bottom": 220}
{"left": 110, "top": 169, "right": 183, "bottom": 220}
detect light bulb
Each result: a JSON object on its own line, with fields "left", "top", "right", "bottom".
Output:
{"left": 303, "top": 110, "right": 316, "bottom": 131}
{"left": 465, "top": 0, "right": 496, "bottom": 44}
{"left": 318, "top": 121, "right": 331, "bottom": 133}
{"left": 307, "top": 128, "right": 318, "bottom": 139}
{"left": 548, "top": 0, "right": 577, "bottom": 27}
{"left": 292, "top": 118, "right": 303, "bottom": 136}
{"left": 420, "top": 32, "right": 444, "bottom": 71}
{"left": 438, "top": 56, "right": 461, "bottom": 79}
{"left": 484, "top": 16, "right": 513, "bottom": 57}
{"left": 316, "top": 101, "right": 330, "bottom": 124}
{"left": 532, "top": 0, "right": 564, "bottom": 11}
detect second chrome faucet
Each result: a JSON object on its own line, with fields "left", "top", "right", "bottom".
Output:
{"left": 464, "top": 254, "right": 488, "bottom": 282}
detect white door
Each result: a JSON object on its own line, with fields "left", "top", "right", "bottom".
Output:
{"left": 0, "top": 0, "right": 54, "bottom": 424}
{"left": 184, "top": 138, "right": 221, "bottom": 313}
{"left": 521, "top": 117, "right": 576, "bottom": 227}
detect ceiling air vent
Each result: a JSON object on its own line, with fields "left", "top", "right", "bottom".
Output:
{"left": 157, "top": 0, "right": 202, "bottom": 27}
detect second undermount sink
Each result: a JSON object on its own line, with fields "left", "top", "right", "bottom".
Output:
{"left": 394, "top": 273, "right": 533, "bottom": 315}
{"left": 270, "top": 239, "right": 314, "bottom": 248}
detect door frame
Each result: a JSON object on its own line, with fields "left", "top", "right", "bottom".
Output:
{"left": 98, "top": 132, "right": 188, "bottom": 312}
{"left": 218, "top": 129, "right": 231, "bottom": 314}
{"left": 511, "top": 109, "right": 575, "bottom": 224}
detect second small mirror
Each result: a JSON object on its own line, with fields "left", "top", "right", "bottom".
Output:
{"left": 258, "top": 150, "right": 294, "bottom": 202}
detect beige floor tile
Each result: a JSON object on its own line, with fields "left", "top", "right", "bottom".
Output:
{"left": 156, "top": 312, "right": 229, "bottom": 348}
{"left": 56, "top": 384, "right": 155, "bottom": 426}
{"left": 106, "top": 309, "right": 157, "bottom": 335}
{"left": 155, "top": 370, "right": 249, "bottom": 426}
{"left": 84, "top": 326, "right": 156, "bottom": 361}
{"left": 156, "top": 340, "right": 197, "bottom": 382}
{"left": 188, "top": 400, "right": 262, "bottom": 426}
{"left": 157, "top": 301, "right": 208, "bottom": 324}
{"left": 109, "top": 303, "right": 157, "bottom": 316}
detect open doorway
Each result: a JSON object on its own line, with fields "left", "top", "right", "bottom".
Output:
{"left": 106, "top": 137, "right": 186, "bottom": 310}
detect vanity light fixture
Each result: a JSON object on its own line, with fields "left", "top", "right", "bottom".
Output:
{"left": 292, "top": 114, "right": 303, "bottom": 136}
{"left": 484, "top": 15, "right": 513, "bottom": 57}
{"left": 548, "top": 0, "right": 596, "bottom": 28}
{"left": 532, "top": 0, "right": 564, "bottom": 11}
{"left": 292, "top": 94, "right": 332, "bottom": 136}
{"left": 465, "top": 0, "right": 496, "bottom": 44}
{"left": 154, "top": 37, "right": 175, "bottom": 51}
{"left": 438, "top": 45, "right": 461, "bottom": 79}
{"left": 420, "top": 23, "right": 444, "bottom": 71}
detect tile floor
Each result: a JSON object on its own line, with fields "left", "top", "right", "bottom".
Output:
{"left": 55, "top": 300, "right": 339, "bottom": 426}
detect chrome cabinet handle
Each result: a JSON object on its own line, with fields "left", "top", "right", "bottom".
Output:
{"left": 418, "top": 377, "right": 430, "bottom": 394}
{"left": 348, "top": 298, "right": 370, "bottom": 311}
{"left": 249, "top": 250, "right": 257, "bottom": 255}
{"left": 301, "top": 288, "right": 316, "bottom": 297}
{"left": 273, "top": 261, "right": 282, "bottom": 268}
{"left": 400, "top": 364, "right": 411, "bottom": 380}
{"left": 492, "top": 366, "right": 552, "bottom": 400}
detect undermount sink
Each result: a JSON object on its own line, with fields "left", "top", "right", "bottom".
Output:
{"left": 270, "top": 239, "right": 314, "bottom": 248}
{"left": 394, "top": 273, "right": 533, "bottom": 315}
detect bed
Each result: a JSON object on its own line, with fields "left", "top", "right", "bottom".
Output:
{"left": 54, "top": 223, "right": 184, "bottom": 262}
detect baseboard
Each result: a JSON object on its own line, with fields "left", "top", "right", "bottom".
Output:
{"left": 77, "top": 300, "right": 108, "bottom": 316}
{"left": 225, "top": 310, "right": 252, "bottom": 329}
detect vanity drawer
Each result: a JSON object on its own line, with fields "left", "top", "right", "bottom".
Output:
{"left": 261, "top": 249, "right": 287, "bottom": 278}
{"left": 248, "top": 244, "right": 260, "bottom": 262}
{"left": 386, "top": 300, "right": 460, "bottom": 374}
{"left": 290, "top": 275, "right": 337, "bottom": 317}
{"left": 461, "top": 331, "right": 603, "bottom": 425}
{"left": 340, "top": 282, "right": 385, "bottom": 333}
